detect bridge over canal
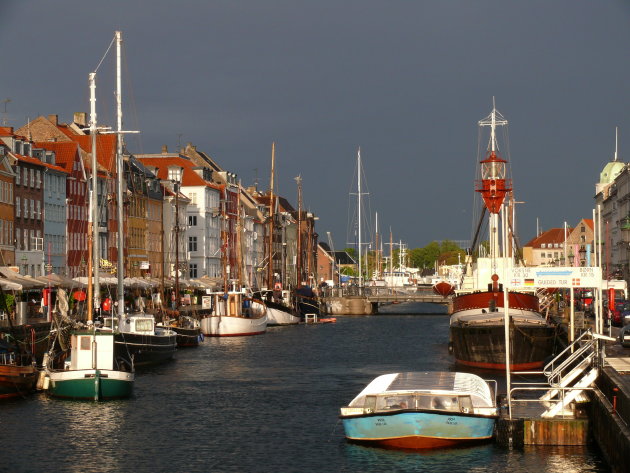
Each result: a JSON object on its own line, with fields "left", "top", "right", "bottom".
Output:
{"left": 320, "top": 286, "right": 453, "bottom": 315}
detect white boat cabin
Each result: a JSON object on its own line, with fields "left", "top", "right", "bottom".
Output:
{"left": 68, "top": 332, "right": 115, "bottom": 371}
{"left": 341, "top": 372, "right": 497, "bottom": 417}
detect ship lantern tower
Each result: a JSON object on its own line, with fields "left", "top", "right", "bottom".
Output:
{"left": 476, "top": 100, "right": 512, "bottom": 263}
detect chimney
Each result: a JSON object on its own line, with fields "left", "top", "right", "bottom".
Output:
{"left": 73, "top": 112, "right": 87, "bottom": 127}
{"left": 48, "top": 114, "right": 58, "bottom": 126}
{"left": 162, "top": 145, "right": 168, "bottom": 154}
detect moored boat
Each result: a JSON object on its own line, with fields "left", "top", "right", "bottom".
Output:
{"left": 201, "top": 292, "right": 267, "bottom": 337}
{"left": 166, "top": 315, "right": 202, "bottom": 347}
{"left": 340, "top": 371, "right": 498, "bottom": 449}
{"left": 45, "top": 330, "right": 134, "bottom": 401}
{"left": 0, "top": 352, "right": 37, "bottom": 399}
{"left": 113, "top": 313, "right": 177, "bottom": 367}
{"left": 449, "top": 102, "right": 556, "bottom": 371}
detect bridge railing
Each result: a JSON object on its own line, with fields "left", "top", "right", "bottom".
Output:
{"left": 321, "top": 285, "right": 437, "bottom": 298}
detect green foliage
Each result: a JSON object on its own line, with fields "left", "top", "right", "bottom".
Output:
{"left": 408, "top": 240, "right": 465, "bottom": 269}
{"left": 344, "top": 247, "right": 357, "bottom": 258}
{"left": 0, "top": 293, "right": 15, "bottom": 313}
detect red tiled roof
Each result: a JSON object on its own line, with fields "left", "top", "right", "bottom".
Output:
{"left": 70, "top": 134, "right": 116, "bottom": 173}
{"left": 56, "top": 124, "right": 78, "bottom": 139}
{"left": 13, "top": 154, "right": 45, "bottom": 168}
{"left": 0, "top": 127, "right": 14, "bottom": 136}
{"left": 582, "top": 219, "right": 594, "bottom": 230}
{"left": 41, "top": 161, "right": 68, "bottom": 174}
{"left": 525, "top": 228, "right": 572, "bottom": 248}
{"left": 34, "top": 141, "right": 79, "bottom": 173}
{"left": 135, "top": 155, "right": 222, "bottom": 190}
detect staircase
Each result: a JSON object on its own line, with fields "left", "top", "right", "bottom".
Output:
{"left": 536, "top": 288, "right": 555, "bottom": 318}
{"left": 538, "top": 330, "right": 599, "bottom": 418}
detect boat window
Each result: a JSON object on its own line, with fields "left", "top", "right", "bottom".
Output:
{"left": 363, "top": 396, "right": 377, "bottom": 412}
{"left": 135, "top": 319, "right": 154, "bottom": 332}
{"left": 459, "top": 396, "right": 473, "bottom": 413}
{"left": 416, "top": 394, "right": 432, "bottom": 410}
{"left": 431, "top": 395, "right": 460, "bottom": 412}
{"left": 376, "top": 395, "right": 413, "bottom": 411}
{"left": 80, "top": 336, "right": 91, "bottom": 350}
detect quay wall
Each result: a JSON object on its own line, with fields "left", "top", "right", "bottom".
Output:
{"left": 591, "top": 367, "right": 630, "bottom": 472}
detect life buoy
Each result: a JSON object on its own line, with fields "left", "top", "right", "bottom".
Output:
{"left": 274, "top": 282, "right": 282, "bottom": 291}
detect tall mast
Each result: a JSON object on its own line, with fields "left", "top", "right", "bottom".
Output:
{"left": 267, "top": 142, "right": 275, "bottom": 289}
{"left": 115, "top": 30, "right": 125, "bottom": 317}
{"left": 90, "top": 72, "right": 101, "bottom": 316}
{"left": 295, "top": 175, "right": 302, "bottom": 286}
{"left": 375, "top": 212, "right": 379, "bottom": 278}
{"left": 221, "top": 187, "right": 228, "bottom": 292}
{"left": 477, "top": 99, "right": 510, "bottom": 264}
{"left": 87, "top": 72, "right": 98, "bottom": 323}
{"left": 357, "top": 148, "right": 362, "bottom": 287}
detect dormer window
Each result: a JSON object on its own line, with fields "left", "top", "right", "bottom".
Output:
{"left": 168, "top": 167, "right": 182, "bottom": 182}
{"left": 14, "top": 141, "right": 22, "bottom": 155}
{"left": 541, "top": 244, "right": 546, "bottom": 249}
{"left": 23, "top": 143, "right": 31, "bottom": 156}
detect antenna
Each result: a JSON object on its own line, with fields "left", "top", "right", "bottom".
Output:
{"left": 177, "top": 133, "right": 183, "bottom": 152}
{"left": 1, "top": 99, "right": 10, "bottom": 126}
{"left": 614, "top": 126, "right": 619, "bottom": 162}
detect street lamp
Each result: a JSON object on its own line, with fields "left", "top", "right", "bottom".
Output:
{"left": 579, "top": 246, "right": 586, "bottom": 267}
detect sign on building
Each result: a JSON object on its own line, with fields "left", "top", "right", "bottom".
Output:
{"left": 506, "top": 266, "right": 602, "bottom": 289}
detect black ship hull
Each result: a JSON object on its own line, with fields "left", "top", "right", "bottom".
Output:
{"left": 449, "top": 324, "right": 557, "bottom": 371}
{"left": 114, "top": 332, "right": 177, "bottom": 368}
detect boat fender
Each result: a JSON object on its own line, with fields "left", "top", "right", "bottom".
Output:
{"left": 198, "top": 333, "right": 204, "bottom": 342}
{"left": 42, "top": 375, "right": 50, "bottom": 391}
{"left": 448, "top": 341, "right": 453, "bottom": 354}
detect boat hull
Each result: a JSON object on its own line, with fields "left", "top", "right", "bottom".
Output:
{"left": 450, "top": 323, "right": 556, "bottom": 370}
{"left": 342, "top": 411, "right": 495, "bottom": 449}
{"left": 0, "top": 364, "right": 37, "bottom": 399}
{"left": 48, "top": 369, "right": 134, "bottom": 401}
{"left": 201, "top": 315, "right": 267, "bottom": 337}
{"left": 170, "top": 326, "right": 202, "bottom": 347}
{"left": 450, "top": 291, "right": 556, "bottom": 370}
{"left": 266, "top": 306, "right": 301, "bottom": 326}
{"left": 114, "top": 332, "right": 177, "bottom": 367}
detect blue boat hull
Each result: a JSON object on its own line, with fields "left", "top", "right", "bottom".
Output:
{"left": 342, "top": 411, "right": 495, "bottom": 449}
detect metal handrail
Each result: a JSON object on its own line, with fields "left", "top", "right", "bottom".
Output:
{"left": 547, "top": 341, "right": 596, "bottom": 386}
{"left": 543, "top": 329, "right": 593, "bottom": 378}
{"left": 509, "top": 385, "right": 595, "bottom": 419}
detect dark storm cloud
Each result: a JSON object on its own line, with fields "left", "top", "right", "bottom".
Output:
{"left": 2, "top": 0, "right": 630, "bottom": 249}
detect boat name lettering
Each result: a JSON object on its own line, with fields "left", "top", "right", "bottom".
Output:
{"left": 445, "top": 417, "right": 458, "bottom": 425}
{"left": 539, "top": 279, "right": 557, "bottom": 285}
{"left": 375, "top": 418, "right": 387, "bottom": 426}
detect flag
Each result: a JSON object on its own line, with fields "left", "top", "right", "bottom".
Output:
{"left": 524, "top": 279, "right": 535, "bottom": 286}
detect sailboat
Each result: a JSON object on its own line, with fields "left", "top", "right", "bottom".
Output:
{"left": 107, "top": 31, "right": 177, "bottom": 365}
{"left": 43, "top": 69, "right": 134, "bottom": 401}
{"left": 201, "top": 180, "right": 268, "bottom": 336}
{"left": 448, "top": 101, "right": 556, "bottom": 371}
{"left": 264, "top": 143, "right": 301, "bottom": 326}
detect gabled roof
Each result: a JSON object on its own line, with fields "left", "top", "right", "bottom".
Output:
{"left": 34, "top": 141, "right": 80, "bottom": 174}
{"left": 525, "top": 227, "right": 571, "bottom": 248}
{"left": 581, "top": 218, "right": 594, "bottom": 231}
{"left": 135, "top": 154, "right": 222, "bottom": 190}
{"left": 70, "top": 134, "right": 116, "bottom": 173}
{"left": 13, "top": 153, "right": 45, "bottom": 168}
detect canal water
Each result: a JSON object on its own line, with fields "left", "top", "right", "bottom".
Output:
{"left": 1, "top": 303, "right": 609, "bottom": 472}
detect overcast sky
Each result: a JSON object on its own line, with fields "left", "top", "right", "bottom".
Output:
{"left": 2, "top": 1, "right": 629, "bottom": 251}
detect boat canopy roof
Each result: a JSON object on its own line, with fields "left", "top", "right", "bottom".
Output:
{"left": 349, "top": 372, "right": 494, "bottom": 407}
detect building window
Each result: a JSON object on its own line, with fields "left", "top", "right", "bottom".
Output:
{"left": 189, "top": 263, "right": 198, "bottom": 279}
{"left": 15, "top": 166, "right": 20, "bottom": 185}
{"left": 15, "top": 197, "right": 20, "bottom": 217}
{"left": 188, "top": 192, "right": 197, "bottom": 204}
{"left": 30, "top": 168, "right": 34, "bottom": 187}
{"left": 188, "top": 236, "right": 197, "bottom": 252}
{"left": 168, "top": 167, "right": 182, "bottom": 182}
{"left": 188, "top": 215, "right": 197, "bottom": 226}
{"left": 15, "top": 228, "right": 20, "bottom": 250}
{"left": 581, "top": 226, "right": 585, "bottom": 232}
{"left": 541, "top": 244, "right": 546, "bottom": 249}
